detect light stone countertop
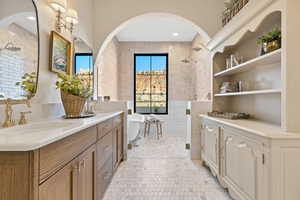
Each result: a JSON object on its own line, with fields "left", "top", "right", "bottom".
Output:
{"left": 0, "top": 111, "right": 123, "bottom": 151}
{"left": 199, "top": 114, "right": 300, "bottom": 139}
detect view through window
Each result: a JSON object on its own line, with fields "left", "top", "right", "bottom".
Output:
{"left": 134, "top": 54, "right": 168, "bottom": 114}
{"left": 74, "top": 53, "right": 94, "bottom": 94}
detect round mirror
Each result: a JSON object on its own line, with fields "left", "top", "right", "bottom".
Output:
{"left": 0, "top": 0, "right": 39, "bottom": 101}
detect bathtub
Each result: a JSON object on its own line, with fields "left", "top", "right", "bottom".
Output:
{"left": 127, "top": 114, "right": 145, "bottom": 144}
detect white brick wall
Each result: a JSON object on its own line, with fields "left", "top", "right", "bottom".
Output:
{"left": 0, "top": 23, "right": 38, "bottom": 99}
{"left": 0, "top": 51, "right": 25, "bottom": 98}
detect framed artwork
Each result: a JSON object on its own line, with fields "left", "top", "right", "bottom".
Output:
{"left": 49, "top": 31, "right": 72, "bottom": 74}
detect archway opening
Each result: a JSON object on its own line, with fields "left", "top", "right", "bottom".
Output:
{"left": 95, "top": 12, "right": 212, "bottom": 159}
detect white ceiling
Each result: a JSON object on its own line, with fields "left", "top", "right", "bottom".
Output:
{"left": 116, "top": 15, "right": 198, "bottom": 42}
{"left": 0, "top": 12, "right": 37, "bottom": 35}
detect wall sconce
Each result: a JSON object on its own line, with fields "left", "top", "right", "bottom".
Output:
{"left": 66, "top": 8, "right": 79, "bottom": 33}
{"left": 48, "top": 0, "right": 79, "bottom": 34}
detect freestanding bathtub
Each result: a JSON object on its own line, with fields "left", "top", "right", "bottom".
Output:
{"left": 127, "top": 114, "right": 145, "bottom": 144}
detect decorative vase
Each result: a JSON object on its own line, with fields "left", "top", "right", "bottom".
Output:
{"left": 61, "top": 91, "right": 86, "bottom": 117}
{"left": 262, "top": 40, "right": 281, "bottom": 54}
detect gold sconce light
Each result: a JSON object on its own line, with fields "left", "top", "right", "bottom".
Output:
{"left": 48, "top": 0, "right": 79, "bottom": 34}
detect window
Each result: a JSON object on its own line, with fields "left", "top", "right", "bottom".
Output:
{"left": 134, "top": 54, "right": 168, "bottom": 114}
{"left": 74, "top": 53, "right": 94, "bottom": 93}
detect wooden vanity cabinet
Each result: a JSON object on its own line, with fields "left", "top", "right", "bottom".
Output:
{"left": 0, "top": 113, "right": 124, "bottom": 200}
{"left": 96, "top": 115, "right": 124, "bottom": 199}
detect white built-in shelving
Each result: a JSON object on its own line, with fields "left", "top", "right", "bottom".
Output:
{"left": 214, "top": 49, "right": 281, "bottom": 77}
{"left": 212, "top": 11, "right": 282, "bottom": 126}
{"left": 214, "top": 89, "right": 281, "bottom": 97}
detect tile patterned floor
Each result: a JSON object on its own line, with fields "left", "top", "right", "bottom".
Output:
{"left": 103, "top": 133, "right": 232, "bottom": 200}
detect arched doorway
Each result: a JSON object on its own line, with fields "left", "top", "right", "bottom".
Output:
{"left": 95, "top": 12, "right": 212, "bottom": 159}
{"left": 95, "top": 12, "right": 211, "bottom": 64}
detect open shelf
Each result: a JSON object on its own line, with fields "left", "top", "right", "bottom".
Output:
{"left": 214, "top": 49, "right": 281, "bottom": 78}
{"left": 214, "top": 89, "right": 281, "bottom": 97}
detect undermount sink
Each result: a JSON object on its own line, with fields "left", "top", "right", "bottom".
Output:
{"left": 0, "top": 121, "right": 81, "bottom": 135}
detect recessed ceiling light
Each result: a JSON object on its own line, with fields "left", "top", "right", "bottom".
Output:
{"left": 172, "top": 32, "right": 179, "bottom": 37}
{"left": 27, "top": 16, "right": 36, "bottom": 21}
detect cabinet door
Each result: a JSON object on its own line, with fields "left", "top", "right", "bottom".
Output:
{"left": 203, "top": 123, "right": 219, "bottom": 174}
{"left": 78, "top": 145, "right": 96, "bottom": 200}
{"left": 117, "top": 125, "right": 123, "bottom": 164}
{"left": 222, "top": 129, "right": 264, "bottom": 200}
{"left": 96, "top": 131, "right": 113, "bottom": 169}
{"left": 112, "top": 128, "right": 118, "bottom": 170}
{"left": 97, "top": 157, "right": 113, "bottom": 200}
{"left": 39, "top": 159, "right": 78, "bottom": 200}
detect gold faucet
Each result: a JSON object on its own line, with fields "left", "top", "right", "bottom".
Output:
{"left": 0, "top": 99, "right": 31, "bottom": 128}
{"left": 19, "top": 111, "right": 32, "bottom": 125}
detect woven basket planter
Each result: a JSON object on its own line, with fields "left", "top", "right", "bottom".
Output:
{"left": 61, "top": 91, "right": 86, "bottom": 117}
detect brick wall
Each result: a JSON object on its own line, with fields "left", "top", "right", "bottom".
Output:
{"left": 0, "top": 23, "right": 38, "bottom": 99}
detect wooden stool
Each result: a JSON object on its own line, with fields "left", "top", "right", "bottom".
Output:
{"left": 156, "top": 120, "right": 163, "bottom": 139}
{"left": 144, "top": 119, "right": 163, "bottom": 139}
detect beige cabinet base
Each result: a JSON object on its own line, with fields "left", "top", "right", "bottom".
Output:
{"left": 200, "top": 116, "right": 300, "bottom": 200}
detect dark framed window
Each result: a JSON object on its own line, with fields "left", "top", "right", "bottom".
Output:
{"left": 74, "top": 53, "right": 94, "bottom": 93}
{"left": 134, "top": 54, "right": 168, "bottom": 114}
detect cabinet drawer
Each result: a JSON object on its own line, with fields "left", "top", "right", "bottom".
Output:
{"left": 39, "top": 126, "right": 97, "bottom": 183}
{"left": 97, "top": 131, "right": 113, "bottom": 169}
{"left": 98, "top": 119, "right": 113, "bottom": 139}
{"left": 97, "top": 157, "right": 113, "bottom": 200}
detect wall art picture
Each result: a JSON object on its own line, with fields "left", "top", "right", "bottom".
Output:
{"left": 49, "top": 31, "right": 72, "bottom": 74}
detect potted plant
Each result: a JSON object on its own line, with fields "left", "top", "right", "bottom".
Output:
{"left": 56, "top": 73, "right": 92, "bottom": 117}
{"left": 257, "top": 27, "right": 281, "bottom": 55}
{"left": 16, "top": 72, "right": 37, "bottom": 99}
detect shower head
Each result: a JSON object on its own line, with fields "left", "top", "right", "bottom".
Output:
{"left": 181, "top": 58, "right": 190, "bottom": 64}
{"left": 2, "top": 42, "right": 21, "bottom": 52}
{"left": 192, "top": 47, "right": 202, "bottom": 52}
{"left": 192, "top": 43, "right": 209, "bottom": 52}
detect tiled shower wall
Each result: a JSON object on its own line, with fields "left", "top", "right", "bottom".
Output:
{"left": 0, "top": 23, "right": 37, "bottom": 99}
{"left": 97, "top": 37, "right": 120, "bottom": 100}
{"left": 97, "top": 36, "right": 212, "bottom": 102}
{"left": 0, "top": 52, "right": 24, "bottom": 98}
{"left": 118, "top": 41, "right": 196, "bottom": 101}
{"left": 191, "top": 34, "right": 212, "bottom": 101}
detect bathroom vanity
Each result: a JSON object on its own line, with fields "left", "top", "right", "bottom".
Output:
{"left": 0, "top": 112, "right": 124, "bottom": 200}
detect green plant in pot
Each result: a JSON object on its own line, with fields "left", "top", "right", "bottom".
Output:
{"left": 56, "top": 73, "right": 92, "bottom": 117}
{"left": 16, "top": 72, "right": 37, "bottom": 99}
{"left": 258, "top": 27, "right": 281, "bottom": 55}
